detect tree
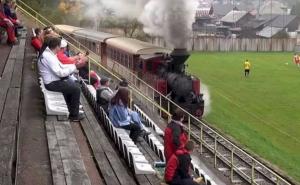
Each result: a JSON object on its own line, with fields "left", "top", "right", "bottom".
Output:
{"left": 291, "top": 2, "right": 300, "bottom": 17}
{"left": 99, "top": 17, "right": 143, "bottom": 38}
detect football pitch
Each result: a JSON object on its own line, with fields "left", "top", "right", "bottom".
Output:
{"left": 187, "top": 52, "right": 300, "bottom": 182}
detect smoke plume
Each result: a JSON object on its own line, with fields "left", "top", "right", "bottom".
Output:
{"left": 139, "top": 0, "right": 198, "bottom": 48}
{"left": 76, "top": 0, "right": 198, "bottom": 48}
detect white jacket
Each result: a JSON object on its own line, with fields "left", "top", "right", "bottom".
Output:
{"left": 38, "top": 47, "right": 76, "bottom": 84}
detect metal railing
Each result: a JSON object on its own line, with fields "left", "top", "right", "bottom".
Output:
{"left": 16, "top": 2, "right": 293, "bottom": 184}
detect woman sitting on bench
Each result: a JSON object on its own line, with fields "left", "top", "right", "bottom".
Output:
{"left": 109, "top": 87, "right": 150, "bottom": 143}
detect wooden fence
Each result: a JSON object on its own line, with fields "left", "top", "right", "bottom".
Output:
{"left": 150, "top": 37, "right": 297, "bottom": 52}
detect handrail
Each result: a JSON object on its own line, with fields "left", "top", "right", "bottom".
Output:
{"left": 16, "top": 2, "right": 293, "bottom": 185}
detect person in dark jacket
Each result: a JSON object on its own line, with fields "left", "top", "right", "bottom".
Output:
{"left": 164, "top": 108, "right": 188, "bottom": 162}
{"left": 165, "top": 141, "right": 201, "bottom": 185}
{"left": 96, "top": 77, "right": 114, "bottom": 113}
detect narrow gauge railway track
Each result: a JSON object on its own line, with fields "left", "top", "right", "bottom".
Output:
{"left": 186, "top": 120, "right": 289, "bottom": 185}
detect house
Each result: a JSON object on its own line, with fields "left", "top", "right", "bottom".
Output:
{"left": 257, "top": 15, "right": 300, "bottom": 38}
{"left": 213, "top": 3, "right": 238, "bottom": 19}
{"left": 220, "top": 10, "right": 254, "bottom": 28}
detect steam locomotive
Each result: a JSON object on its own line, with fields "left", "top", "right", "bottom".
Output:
{"left": 55, "top": 25, "right": 205, "bottom": 117}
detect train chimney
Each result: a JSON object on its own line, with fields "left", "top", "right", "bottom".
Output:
{"left": 170, "top": 48, "right": 190, "bottom": 73}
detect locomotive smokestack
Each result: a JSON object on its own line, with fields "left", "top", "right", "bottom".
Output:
{"left": 170, "top": 48, "right": 190, "bottom": 73}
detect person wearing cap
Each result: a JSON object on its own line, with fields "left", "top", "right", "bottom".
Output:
{"left": 57, "top": 39, "right": 84, "bottom": 66}
{"left": 96, "top": 77, "right": 114, "bottom": 113}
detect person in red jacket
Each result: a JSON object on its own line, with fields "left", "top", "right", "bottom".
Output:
{"left": 165, "top": 141, "right": 200, "bottom": 185}
{"left": 31, "top": 28, "right": 43, "bottom": 52}
{"left": 0, "top": 2, "right": 16, "bottom": 45}
{"left": 164, "top": 108, "right": 188, "bottom": 162}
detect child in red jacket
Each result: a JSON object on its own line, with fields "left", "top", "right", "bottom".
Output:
{"left": 164, "top": 108, "right": 188, "bottom": 162}
{"left": 165, "top": 141, "right": 201, "bottom": 185}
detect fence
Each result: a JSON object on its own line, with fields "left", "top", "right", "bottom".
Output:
{"left": 150, "top": 37, "right": 297, "bottom": 52}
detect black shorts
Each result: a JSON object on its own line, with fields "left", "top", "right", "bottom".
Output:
{"left": 245, "top": 69, "right": 250, "bottom": 73}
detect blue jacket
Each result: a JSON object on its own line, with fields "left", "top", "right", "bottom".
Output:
{"left": 109, "top": 104, "right": 131, "bottom": 127}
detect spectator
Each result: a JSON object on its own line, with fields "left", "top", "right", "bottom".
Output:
{"left": 109, "top": 88, "right": 150, "bottom": 143}
{"left": 0, "top": 1, "right": 17, "bottom": 45}
{"left": 31, "top": 28, "right": 43, "bottom": 52}
{"left": 165, "top": 141, "right": 202, "bottom": 185}
{"left": 57, "top": 39, "right": 82, "bottom": 65}
{"left": 96, "top": 77, "right": 114, "bottom": 113}
{"left": 4, "top": 0, "right": 21, "bottom": 36}
{"left": 164, "top": 108, "right": 188, "bottom": 162}
{"left": 115, "top": 77, "right": 129, "bottom": 90}
{"left": 38, "top": 37, "right": 84, "bottom": 121}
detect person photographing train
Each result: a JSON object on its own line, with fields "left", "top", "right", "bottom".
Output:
{"left": 165, "top": 141, "right": 203, "bottom": 185}
{"left": 164, "top": 109, "right": 188, "bottom": 162}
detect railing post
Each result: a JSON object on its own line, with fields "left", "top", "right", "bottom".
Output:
{"left": 88, "top": 59, "right": 91, "bottom": 84}
{"left": 214, "top": 136, "right": 217, "bottom": 168}
{"left": 152, "top": 90, "right": 155, "bottom": 112}
{"left": 200, "top": 125, "right": 203, "bottom": 154}
{"left": 251, "top": 159, "right": 255, "bottom": 184}
{"left": 188, "top": 116, "right": 191, "bottom": 139}
{"left": 230, "top": 148, "right": 234, "bottom": 182}
{"left": 129, "top": 89, "right": 133, "bottom": 109}
{"left": 159, "top": 95, "right": 162, "bottom": 117}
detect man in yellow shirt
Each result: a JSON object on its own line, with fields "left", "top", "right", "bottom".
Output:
{"left": 244, "top": 59, "right": 251, "bottom": 77}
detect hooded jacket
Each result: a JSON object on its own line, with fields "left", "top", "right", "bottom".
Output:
{"left": 164, "top": 120, "right": 188, "bottom": 162}
{"left": 165, "top": 148, "right": 191, "bottom": 183}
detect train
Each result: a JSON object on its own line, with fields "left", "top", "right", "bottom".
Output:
{"left": 55, "top": 25, "right": 205, "bottom": 118}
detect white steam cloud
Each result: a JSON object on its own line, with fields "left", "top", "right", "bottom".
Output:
{"left": 201, "top": 84, "right": 211, "bottom": 116}
{"left": 78, "top": 0, "right": 198, "bottom": 48}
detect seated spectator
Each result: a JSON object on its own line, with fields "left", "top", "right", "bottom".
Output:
{"left": 109, "top": 88, "right": 150, "bottom": 143}
{"left": 41, "top": 26, "right": 60, "bottom": 42}
{"left": 57, "top": 39, "right": 82, "bottom": 65}
{"left": 38, "top": 37, "right": 84, "bottom": 121}
{"left": 4, "top": 0, "right": 21, "bottom": 36}
{"left": 164, "top": 108, "right": 188, "bottom": 162}
{"left": 96, "top": 77, "right": 114, "bottom": 113}
{"left": 57, "top": 40, "right": 99, "bottom": 86}
{"left": 165, "top": 141, "right": 202, "bottom": 185}
{"left": 0, "top": 1, "right": 17, "bottom": 45}
{"left": 31, "top": 28, "right": 43, "bottom": 52}
{"left": 115, "top": 77, "right": 129, "bottom": 90}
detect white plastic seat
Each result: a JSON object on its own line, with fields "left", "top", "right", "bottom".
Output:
{"left": 87, "top": 85, "right": 96, "bottom": 98}
{"left": 133, "top": 163, "right": 156, "bottom": 175}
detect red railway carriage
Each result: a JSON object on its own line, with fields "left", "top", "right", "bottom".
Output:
{"left": 55, "top": 25, "right": 204, "bottom": 118}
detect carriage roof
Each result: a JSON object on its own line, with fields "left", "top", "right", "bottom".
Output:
{"left": 105, "top": 37, "right": 171, "bottom": 55}
{"left": 55, "top": 25, "right": 117, "bottom": 42}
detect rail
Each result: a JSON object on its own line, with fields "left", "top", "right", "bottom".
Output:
{"left": 16, "top": 1, "right": 293, "bottom": 184}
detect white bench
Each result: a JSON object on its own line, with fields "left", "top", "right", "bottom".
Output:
{"left": 39, "top": 78, "right": 69, "bottom": 116}
{"left": 82, "top": 81, "right": 155, "bottom": 175}
{"left": 39, "top": 77, "right": 83, "bottom": 116}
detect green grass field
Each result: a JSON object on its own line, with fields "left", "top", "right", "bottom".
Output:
{"left": 187, "top": 52, "right": 300, "bottom": 183}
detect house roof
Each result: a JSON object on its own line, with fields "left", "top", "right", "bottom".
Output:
{"left": 267, "top": 15, "right": 298, "bottom": 28}
{"left": 256, "top": 26, "right": 283, "bottom": 38}
{"left": 245, "top": 15, "right": 278, "bottom": 29}
{"left": 213, "top": 4, "right": 237, "bottom": 17}
{"left": 221, "top": 10, "right": 248, "bottom": 23}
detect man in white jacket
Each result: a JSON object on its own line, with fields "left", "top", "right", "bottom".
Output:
{"left": 38, "top": 37, "right": 83, "bottom": 121}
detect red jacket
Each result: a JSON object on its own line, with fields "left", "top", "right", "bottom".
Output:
{"left": 164, "top": 120, "right": 188, "bottom": 162}
{"left": 57, "top": 49, "right": 77, "bottom": 64}
{"left": 165, "top": 148, "right": 191, "bottom": 183}
{"left": 31, "top": 37, "right": 42, "bottom": 51}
